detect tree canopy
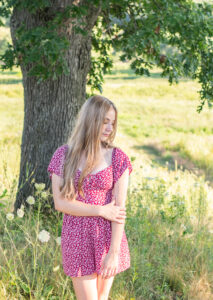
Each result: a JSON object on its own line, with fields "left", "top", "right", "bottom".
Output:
{"left": 0, "top": 0, "right": 212, "bottom": 112}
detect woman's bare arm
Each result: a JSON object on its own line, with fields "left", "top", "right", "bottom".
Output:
{"left": 51, "top": 173, "right": 126, "bottom": 223}
{"left": 51, "top": 173, "right": 102, "bottom": 216}
{"left": 108, "top": 168, "right": 129, "bottom": 254}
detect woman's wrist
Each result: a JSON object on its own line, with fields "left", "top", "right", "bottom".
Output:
{"left": 108, "top": 248, "right": 120, "bottom": 255}
{"left": 96, "top": 205, "right": 103, "bottom": 217}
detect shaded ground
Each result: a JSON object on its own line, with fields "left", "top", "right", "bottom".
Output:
{"left": 137, "top": 142, "right": 213, "bottom": 186}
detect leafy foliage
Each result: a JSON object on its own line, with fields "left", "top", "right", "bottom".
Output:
{"left": 0, "top": 0, "right": 212, "bottom": 111}
{"left": 98, "top": 0, "right": 213, "bottom": 112}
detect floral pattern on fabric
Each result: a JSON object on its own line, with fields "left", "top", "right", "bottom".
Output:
{"left": 47, "top": 144, "right": 133, "bottom": 277}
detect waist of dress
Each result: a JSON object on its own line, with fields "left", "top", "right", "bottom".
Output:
{"left": 75, "top": 197, "right": 111, "bottom": 206}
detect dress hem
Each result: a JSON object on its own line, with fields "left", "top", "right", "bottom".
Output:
{"left": 63, "top": 264, "right": 131, "bottom": 278}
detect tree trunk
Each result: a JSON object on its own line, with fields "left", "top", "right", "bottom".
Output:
{"left": 10, "top": 1, "right": 101, "bottom": 212}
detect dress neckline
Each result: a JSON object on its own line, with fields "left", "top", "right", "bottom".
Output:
{"left": 77, "top": 147, "right": 116, "bottom": 176}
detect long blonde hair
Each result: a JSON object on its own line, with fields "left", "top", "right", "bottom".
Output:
{"left": 60, "top": 95, "right": 118, "bottom": 200}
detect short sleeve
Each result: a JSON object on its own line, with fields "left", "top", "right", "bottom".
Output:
{"left": 47, "top": 144, "right": 68, "bottom": 180}
{"left": 112, "top": 148, "right": 133, "bottom": 184}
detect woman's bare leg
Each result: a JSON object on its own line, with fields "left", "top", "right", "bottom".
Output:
{"left": 97, "top": 274, "right": 115, "bottom": 300}
{"left": 71, "top": 272, "right": 98, "bottom": 300}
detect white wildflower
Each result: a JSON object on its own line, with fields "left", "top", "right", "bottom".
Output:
{"left": 38, "top": 230, "right": 50, "bottom": 243}
{"left": 6, "top": 213, "right": 14, "bottom": 221}
{"left": 181, "top": 224, "right": 186, "bottom": 231}
{"left": 41, "top": 191, "right": 48, "bottom": 198}
{"left": 53, "top": 265, "right": 60, "bottom": 272}
{"left": 56, "top": 237, "right": 61, "bottom": 245}
{"left": 17, "top": 208, "right": 24, "bottom": 218}
{"left": 26, "top": 196, "right": 35, "bottom": 205}
{"left": 35, "top": 183, "right": 45, "bottom": 191}
{"left": 144, "top": 176, "right": 156, "bottom": 181}
{"left": 179, "top": 201, "right": 185, "bottom": 205}
{"left": 20, "top": 204, "right": 25, "bottom": 210}
{"left": 144, "top": 206, "right": 150, "bottom": 211}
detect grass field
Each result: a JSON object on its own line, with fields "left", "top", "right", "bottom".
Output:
{"left": 0, "top": 54, "right": 213, "bottom": 299}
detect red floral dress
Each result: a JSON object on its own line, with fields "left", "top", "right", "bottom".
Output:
{"left": 47, "top": 144, "right": 133, "bottom": 277}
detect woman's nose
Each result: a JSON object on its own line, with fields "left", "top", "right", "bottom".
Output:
{"left": 106, "top": 124, "right": 113, "bottom": 131}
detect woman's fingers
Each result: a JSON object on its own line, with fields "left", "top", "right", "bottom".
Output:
{"left": 102, "top": 268, "right": 107, "bottom": 278}
{"left": 102, "top": 267, "right": 111, "bottom": 279}
{"left": 100, "top": 259, "right": 117, "bottom": 278}
{"left": 118, "top": 211, "right": 126, "bottom": 217}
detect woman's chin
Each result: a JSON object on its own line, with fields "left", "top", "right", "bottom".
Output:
{"left": 100, "top": 136, "right": 108, "bottom": 142}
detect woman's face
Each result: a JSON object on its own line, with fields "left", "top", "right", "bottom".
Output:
{"left": 100, "top": 106, "right": 115, "bottom": 142}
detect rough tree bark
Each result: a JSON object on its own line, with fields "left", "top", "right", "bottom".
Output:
{"left": 11, "top": 1, "right": 101, "bottom": 212}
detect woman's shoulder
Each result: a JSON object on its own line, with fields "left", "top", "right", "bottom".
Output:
{"left": 113, "top": 146, "right": 132, "bottom": 168}
{"left": 112, "top": 146, "right": 133, "bottom": 182}
{"left": 53, "top": 144, "right": 69, "bottom": 157}
{"left": 47, "top": 144, "right": 69, "bottom": 179}
{"left": 49, "top": 144, "right": 69, "bottom": 165}
{"left": 113, "top": 146, "right": 130, "bottom": 160}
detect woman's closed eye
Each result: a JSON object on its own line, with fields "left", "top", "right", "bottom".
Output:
{"left": 104, "top": 122, "right": 114, "bottom": 126}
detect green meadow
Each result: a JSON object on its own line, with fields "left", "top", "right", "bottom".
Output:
{"left": 0, "top": 54, "right": 213, "bottom": 299}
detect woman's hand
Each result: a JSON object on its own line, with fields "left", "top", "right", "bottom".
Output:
{"left": 100, "top": 251, "right": 119, "bottom": 279}
{"left": 99, "top": 199, "right": 126, "bottom": 223}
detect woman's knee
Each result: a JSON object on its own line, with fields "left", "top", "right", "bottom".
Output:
{"left": 71, "top": 272, "right": 98, "bottom": 300}
{"left": 97, "top": 275, "right": 114, "bottom": 300}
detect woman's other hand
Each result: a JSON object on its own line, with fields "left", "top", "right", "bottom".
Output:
{"left": 99, "top": 251, "right": 119, "bottom": 279}
{"left": 99, "top": 199, "right": 126, "bottom": 223}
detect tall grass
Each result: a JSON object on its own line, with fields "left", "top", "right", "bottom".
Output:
{"left": 1, "top": 165, "right": 213, "bottom": 299}
{"left": 0, "top": 56, "right": 213, "bottom": 299}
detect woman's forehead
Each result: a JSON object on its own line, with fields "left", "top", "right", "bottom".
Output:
{"left": 105, "top": 108, "right": 115, "bottom": 119}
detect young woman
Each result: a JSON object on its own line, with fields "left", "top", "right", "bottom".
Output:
{"left": 47, "top": 95, "right": 133, "bottom": 300}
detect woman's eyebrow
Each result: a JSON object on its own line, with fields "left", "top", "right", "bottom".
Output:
{"left": 105, "top": 117, "right": 115, "bottom": 121}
